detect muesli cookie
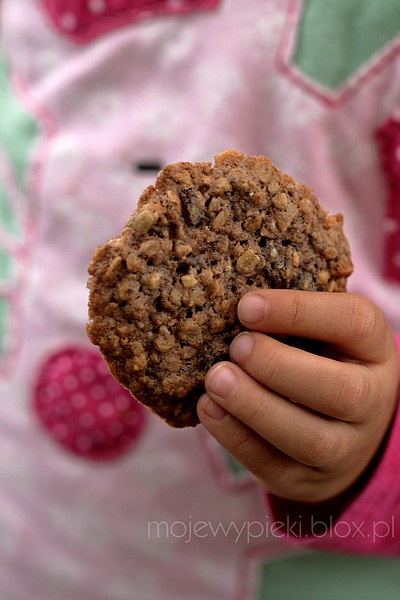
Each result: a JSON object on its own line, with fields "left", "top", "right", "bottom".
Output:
{"left": 87, "top": 150, "right": 353, "bottom": 427}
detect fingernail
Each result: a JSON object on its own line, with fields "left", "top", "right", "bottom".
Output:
{"left": 230, "top": 333, "right": 253, "bottom": 364}
{"left": 207, "top": 365, "right": 236, "bottom": 398}
{"left": 238, "top": 294, "right": 265, "bottom": 324}
{"left": 201, "top": 395, "right": 227, "bottom": 420}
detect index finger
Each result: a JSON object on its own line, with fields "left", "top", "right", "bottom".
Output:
{"left": 237, "top": 289, "right": 392, "bottom": 364}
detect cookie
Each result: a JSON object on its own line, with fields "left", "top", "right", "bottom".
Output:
{"left": 87, "top": 150, "right": 353, "bottom": 427}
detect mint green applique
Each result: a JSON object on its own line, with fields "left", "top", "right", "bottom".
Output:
{"left": 257, "top": 551, "right": 400, "bottom": 599}
{"left": 0, "top": 179, "right": 19, "bottom": 238}
{"left": 0, "top": 298, "right": 10, "bottom": 358}
{"left": 224, "top": 450, "right": 248, "bottom": 476}
{"left": 0, "top": 50, "right": 40, "bottom": 362}
{"left": 293, "top": 0, "right": 400, "bottom": 89}
{"left": 0, "top": 247, "right": 12, "bottom": 281}
{"left": 0, "top": 55, "right": 39, "bottom": 192}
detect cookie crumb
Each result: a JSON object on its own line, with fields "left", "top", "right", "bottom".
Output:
{"left": 132, "top": 209, "right": 158, "bottom": 233}
{"left": 236, "top": 249, "right": 261, "bottom": 274}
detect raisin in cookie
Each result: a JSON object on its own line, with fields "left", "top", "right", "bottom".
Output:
{"left": 87, "top": 150, "right": 353, "bottom": 427}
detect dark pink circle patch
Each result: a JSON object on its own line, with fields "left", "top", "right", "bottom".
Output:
{"left": 33, "top": 346, "right": 146, "bottom": 460}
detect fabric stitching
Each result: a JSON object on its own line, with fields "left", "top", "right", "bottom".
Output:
{"left": 277, "top": 0, "right": 400, "bottom": 108}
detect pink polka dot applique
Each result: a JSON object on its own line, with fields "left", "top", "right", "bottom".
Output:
{"left": 33, "top": 346, "right": 146, "bottom": 460}
{"left": 40, "top": 0, "right": 221, "bottom": 43}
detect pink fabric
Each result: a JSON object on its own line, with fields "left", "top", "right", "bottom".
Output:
{"left": 376, "top": 116, "right": 400, "bottom": 283}
{"left": 278, "top": 0, "right": 400, "bottom": 109}
{"left": 41, "top": 0, "right": 221, "bottom": 42}
{"left": 33, "top": 346, "right": 146, "bottom": 459}
{"left": 1, "top": 0, "right": 400, "bottom": 597}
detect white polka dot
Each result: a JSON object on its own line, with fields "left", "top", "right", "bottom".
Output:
{"left": 53, "top": 423, "right": 69, "bottom": 440}
{"left": 76, "top": 435, "right": 93, "bottom": 452}
{"left": 63, "top": 374, "right": 79, "bottom": 392}
{"left": 88, "top": 0, "right": 106, "bottom": 14}
{"left": 109, "top": 421, "right": 124, "bottom": 437}
{"left": 40, "top": 382, "right": 62, "bottom": 402}
{"left": 106, "top": 378, "right": 121, "bottom": 393}
{"left": 79, "top": 367, "right": 96, "bottom": 384}
{"left": 40, "top": 408, "right": 53, "bottom": 421}
{"left": 60, "top": 12, "right": 77, "bottom": 31}
{"left": 57, "top": 355, "right": 74, "bottom": 370}
{"left": 96, "top": 360, "right": 109, "bottom": 377}
{"left": 90, "top": 384, "right": 106, "bottom": 400}
{"left": 74, "top": 351, "right": 89, "bottom": 366}
{"left": 57, "top": 400, "right": 71, "bottom": 417}
{"left": 91, "top": 429, "right": 105, "bottom": 444}
{"left": 115, "top": 395, "right": 130, "bottom": 411}
{"left": 70, "top": 392, "right": 87, "bottom": 409}
{"left": 98, "top": 402, "right": 114, "bottom": 418}
{"left": 79, "top": 412, "right": 95, "bottom": 429}
{"left": 125, "top": 412, "right": 138, "bottom": 426}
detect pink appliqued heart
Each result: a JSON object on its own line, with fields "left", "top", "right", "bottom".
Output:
{"left": 33, "top": 346, "right": 146, "bottom": 460}
{"left": 41, "top": 0, "right": 221, "bottom": 43}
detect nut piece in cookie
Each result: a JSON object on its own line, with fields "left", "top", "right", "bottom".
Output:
{"left": 87, "top": 150, "right": 353, "bottom": 427}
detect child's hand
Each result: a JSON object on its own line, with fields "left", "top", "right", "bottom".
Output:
{"left": 197, "top": 290, "right": 399, "bottom": 502}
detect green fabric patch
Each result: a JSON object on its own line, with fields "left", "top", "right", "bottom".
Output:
{"left": 0, "top": 53, "right": 39, "bottom": 190}
{"left": 0, "top": 180, "right": 19, "bottom": 238}
{"left": 0, "top": 298, "right": 10, "bottom": 358}
{"left": 0, "top": 247, "right": 12, "bottom": 281}
{"left": 257, "top": 551, "right": 400, "bottom": 599}
{"left": 224, "top": 450, "right": 247, "bottom": 475}
{"left": 293, "top": 0, "right": 400, "bottom": 89}
{"left": 0, "top": 49, "right": 39, "bottom": 361}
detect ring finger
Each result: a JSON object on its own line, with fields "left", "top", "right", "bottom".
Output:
{"left": 204, "top": 361, "right": 356, "bottom": 468}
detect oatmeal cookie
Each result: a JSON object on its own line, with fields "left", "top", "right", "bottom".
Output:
{"left": 87, "top": 150, "right": 353, "bottom": 427}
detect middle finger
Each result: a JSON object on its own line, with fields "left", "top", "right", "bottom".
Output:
{"left": 229, "top": 332, "right": 372, "bottom": 422}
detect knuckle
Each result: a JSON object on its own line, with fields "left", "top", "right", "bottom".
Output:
{"left": 347, "top": 371, "right": 372, "bottom": 419}
{"left": 348, "top": 296, "right": 384, "bottom": 347}
{"left": 305, "top": 427, "right": 344, "bottom": 468}
{"left": 260, "top": 348, "right": 282, "bottom": 388}
{"left": 306, "top": 430, "right": 329, "bottom": 466}
{"left": 330, "top": 376, "right": 348, "bottom": 415}
{"left": 288, "top": 294, "right": 303, "bottom": 332}
{"left": 258, "top": 454, "right": 290, "bottom": 482}
{"left": 229, "top": 424, "right": 254, "bottom": 457}
{"left": 332, "top": 369, "right": 370, "bottom": 419}
{"left": 246, "top": 395, "right": 267, "bottom": 429}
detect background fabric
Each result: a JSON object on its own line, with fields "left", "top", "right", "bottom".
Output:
{"left": 0, "top": 0, "right": 399, "bottom": 598}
